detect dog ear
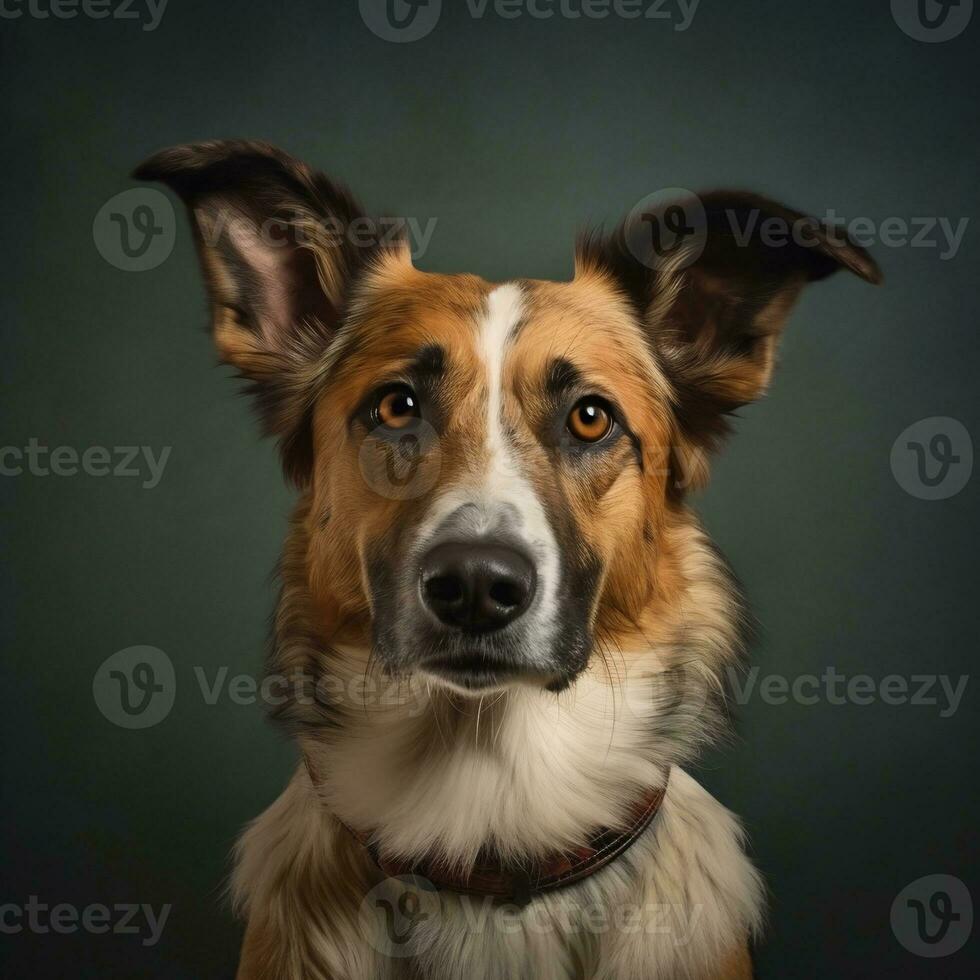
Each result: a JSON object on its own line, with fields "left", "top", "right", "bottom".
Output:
{"left": 134, "top": 140, "right": 405, "bottom": 483}
{"left": 577, "top": 190, "right": 882, "bottom": 491}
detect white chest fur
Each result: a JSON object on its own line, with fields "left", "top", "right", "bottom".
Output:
{"left": 233, "top": 765, "right": 762, "bottom": 980}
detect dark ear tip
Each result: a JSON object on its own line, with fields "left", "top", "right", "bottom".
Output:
{"left": 835, "top": 246, "right": 884, "bottom": 286}
{"left": 131, "top": 152, "right": 168, "bottom": 183}
{"left": 864, "top": 261, "right": 884, "bottom": 286}
{"left": 132, "top": 142, "right": 211, "bottom": 177}
{"left": 131, "top": 143, "right": 209, "bottom": 191}
{"left": 862, "top": 254, "right": 884, "bottom": 286}
{"left": 131, "top": 140, "right": 291, "bottom": 194}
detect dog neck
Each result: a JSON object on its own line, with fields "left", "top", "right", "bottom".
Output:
{"left": 273, "top": 507, "right": 744, "bottom": 873}
{"left": 334, "top": 765, "right": 671, "bottom": 906}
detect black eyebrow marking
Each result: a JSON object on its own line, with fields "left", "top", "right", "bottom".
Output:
{"left": 406, "top": 343, "right": 448, "bottom": 431}
{"left": 409, "top": 343, "right": 446, "bottom": 380}
{"left": 546, "top": 357, "right": 583, "bottom": 397}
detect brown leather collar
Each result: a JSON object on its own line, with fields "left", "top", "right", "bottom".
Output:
{"left": 339, "top": 769, "right": 670, "bottom": 908}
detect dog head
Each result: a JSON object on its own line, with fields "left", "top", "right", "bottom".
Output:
{"left": 137, "top": 141, "right": 879, "bottom": 697}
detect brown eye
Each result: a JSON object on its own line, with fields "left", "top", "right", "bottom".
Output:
{"left": 567, "top": 399, "right": 613, "bottom": 443}
{"left": 376, "top": 387, "right": 420, "bottom": 429}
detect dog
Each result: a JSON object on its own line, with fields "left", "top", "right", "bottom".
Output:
{"left": 135, "top": 141, "right": 880, "bottom": 979}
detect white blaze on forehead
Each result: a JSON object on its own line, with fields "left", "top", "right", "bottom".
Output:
{"left": 410, "top": 283, "right": 561, "bottom": 645}
{"left": 476, "top": 284, "right": 560, "bottom": 628}
{"left": 480, "top": 283, "right": 525, "bottom": 487}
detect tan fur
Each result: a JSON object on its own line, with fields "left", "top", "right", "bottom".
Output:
{"left": 135, "top": 143, "right": 882, "bottom": 978}
{"left": 306, "top": 258, "right": 497, "bottom": 625}
{"left": 232, "top": 474, "right": 764, "bottom": 978}
{"left": 223, "top": 267, "right": 769, "bottom": 978}
{"left": 301, "top": 266, "right": 692, "bottom": 660}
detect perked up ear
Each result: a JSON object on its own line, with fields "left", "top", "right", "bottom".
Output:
{"left": 134, "top": 140, "right": 406, "bottom": 483}
{"left": 577, "top": 190, "right": 882, "bottom": 492}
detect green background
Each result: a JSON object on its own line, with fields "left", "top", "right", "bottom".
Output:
{"left": 1, "top": 1, "right": 978, "bottom": 976}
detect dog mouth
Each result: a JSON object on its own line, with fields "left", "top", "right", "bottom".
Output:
{"left": 420, "top": 652, "right": 522, "bottom": 691}
{"left": 418, "top": 651, "right": 559, "bottom": 692}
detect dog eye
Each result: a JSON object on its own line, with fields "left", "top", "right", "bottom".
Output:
{"left": 374, "top": 386, "right": 420, "bottom": 429}
{"left": 567, "top": 398, "right": 613, "bottom": 443}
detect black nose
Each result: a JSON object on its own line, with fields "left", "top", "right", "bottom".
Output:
{"left": 420, "top": 542, "right": 536, "bottom": 633}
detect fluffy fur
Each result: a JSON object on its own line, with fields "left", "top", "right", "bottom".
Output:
{"left": 135, "top": 140, "right": 880, "bottom": 980}
{"left": 232, "top": 510, "right": 762, "bottom": 980}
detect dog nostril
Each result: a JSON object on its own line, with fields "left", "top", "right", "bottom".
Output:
{"left": 420, "top": 541, "right": 537, "bottom": 633}
{"left": 424, "top": 576, "right": 464, "bottom": 604}
{"left": 489, "top": 580, "right": 524, "bottom": 608}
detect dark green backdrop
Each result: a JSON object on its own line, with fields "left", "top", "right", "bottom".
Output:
{"left": 1, "top": 1, "right": 978, "bottom": 977}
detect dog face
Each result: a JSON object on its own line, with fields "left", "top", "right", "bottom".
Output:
{"left": 311, "top": 266, "right": 677, "bottom": 693}
{"left": 137, "top": 141, "right": 879, "bottom": 695}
